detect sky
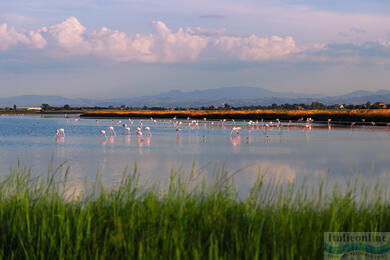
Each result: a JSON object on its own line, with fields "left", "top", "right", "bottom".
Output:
{"left": 0, "top": 0, "right": 389, "bottom": 98}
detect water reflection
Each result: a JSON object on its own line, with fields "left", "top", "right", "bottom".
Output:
{"left": 176, "top": 135, "right": 182, "bottom": 145}
{"left": 55, "top": 136, "right": 65, "bottom": 143}
{"left": 125, "top": 135, "right": 131, "bottom": 146}
{"left": 0, "top": 116, "right": 389, "bottom": 193}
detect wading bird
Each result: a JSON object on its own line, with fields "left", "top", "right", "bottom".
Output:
{"left": 231, "top": 127, "right": 241, "bottom": 136}
{"left": 108, "top": 126, "right": 116, "bottom": 136}
{"left": 145, "top": 126, "right": 152, "bottom": 136}
{"left": 99, "top": 130, "right": 107, "bottom": 138}
{"left": 136, "top": 127, "right": 143, "bottom": 136}
{"left": 55, "top": 128, "right": 65, "bottom": 136}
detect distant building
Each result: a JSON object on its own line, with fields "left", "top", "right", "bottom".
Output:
{"left": 373, "top": 102, "right": 387, "bottom": 109}
{"left": 26, "top": 107, "right": 43, "bottom": 111}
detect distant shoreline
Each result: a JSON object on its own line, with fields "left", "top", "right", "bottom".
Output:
{"left": 80, "top": 109, "right": 390, "bottom": 123}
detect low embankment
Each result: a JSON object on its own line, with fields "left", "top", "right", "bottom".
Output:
{"left": 81, "top": 109, "right": 390, "bottom": 122}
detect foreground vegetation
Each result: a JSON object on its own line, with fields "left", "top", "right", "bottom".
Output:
{"left": 0, "top": 163, "right": 389, "bottom": 259}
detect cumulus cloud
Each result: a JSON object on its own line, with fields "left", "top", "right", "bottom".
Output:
{"left": 49, "top": 16, "right": 90, "bottom": 55}
{"left": 215, "top": 34, "right": 298, "bottom": 61}
{"left": 0, "top": 23, "right": 46, "bottom": 50}
{"left": 0, "top": 16, "right": 389, "bottom": 64}
{"left": 0, "top": 17, "right": 301, "bottom": 63}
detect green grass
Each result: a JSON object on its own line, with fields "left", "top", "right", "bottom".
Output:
{"left": 0, "top": 162, "right": 389, "bottom": 259}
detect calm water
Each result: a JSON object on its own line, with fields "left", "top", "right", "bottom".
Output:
{"left": 0, "top": 115, "right": 390, "bottom": 191}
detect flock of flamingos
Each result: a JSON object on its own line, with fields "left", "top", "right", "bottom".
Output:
{"left": 55, "top": 116, "right": 389, "bottom": 144}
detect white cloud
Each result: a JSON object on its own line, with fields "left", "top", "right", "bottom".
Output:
{"left": 0, "top": 23, "right": 47, "bottom": 50}
{"left": 151, "top": 21, "right": 209, "bottom": 62}
{"left": 0, "top": 17, "right": 301, "bottom": 63}
{"left": 215, "top": 34, "right": 298, "bottom": 61}
{"left": 0, "top": 16, "right": 389, "bottom": 65}
{"left": 48, "top": 16, "right": 90, "bottom": 55}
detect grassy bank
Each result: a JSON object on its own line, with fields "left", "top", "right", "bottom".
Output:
{"left": 81, "top": 109, "right": 390, "bottom": 122}
{"left": 3, "top": 109, "right": 390, "bottom": 122}
{"left": 0, "top": 164, "right": 389, "bottom": 259}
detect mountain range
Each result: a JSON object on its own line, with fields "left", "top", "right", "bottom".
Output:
{"left": 2, "top": 87, "right": 390, "bottom": 108}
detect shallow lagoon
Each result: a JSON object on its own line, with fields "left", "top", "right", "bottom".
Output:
{"left": 0, "top": 115, "right": 390, "bottom": 191}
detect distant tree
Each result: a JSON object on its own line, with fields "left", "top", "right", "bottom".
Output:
{"left": 63, "top": 104, "right": 70, "bottom": 110}
{"left": 13, "top": 104, "right": 16, "bottom": 110}
{"left": 311, "top": 102, "right": 325, "bottom": 109}
{"left": 41, "top": 104, "right": 50, "bottom": 110}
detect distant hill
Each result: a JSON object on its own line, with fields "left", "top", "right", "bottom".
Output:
{"left": 1, "top": 87, "right": 390, "bottom": 108}
{"left": 0, "top": 95, "right": 95, "bottom": 107}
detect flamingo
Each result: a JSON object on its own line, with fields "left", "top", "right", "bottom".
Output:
{"left": 176, "top": 127, "right": 182, "bottom": 135}
{"left": 108, "top": 126, "right": 116, "bottom": 136}
{"left": 99, "top": 130, "right": 107, "bottom": 138}
{"left": 125, "top": 127, "right": 131, "bottom": 135}
{"left": 276, "top": 119, "right": 280, "bottom": 128}
{"left": 145, "top": 126, "right": 151, "bottom": 136}
{"left": 351, "top": 122, "right": 356, "bottom": 128}
{"left": 231, "top": 127, "right": 241, "bottom": 136}
{"left": 136, "top": 127, "right": 143, "bottom": 137}
{"left": 55, "top": 128, "right": 65, "bottom": 136}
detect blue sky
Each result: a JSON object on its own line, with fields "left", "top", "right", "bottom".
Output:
{"left": 0, "top": 0, "right": 389, "bottom": 98}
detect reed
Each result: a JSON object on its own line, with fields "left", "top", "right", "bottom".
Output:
{"left": 81, "top": 109, "right": 390, "bottom": 122}
{"left": 0, "top": 162, "right": 388, "bottom": 259}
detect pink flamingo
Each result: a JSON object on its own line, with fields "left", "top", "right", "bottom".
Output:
{"left": 145, "top": 126, "right": 151, "bottom": 136}
{"left": 99, "top": 130, "right": 107, "bottom": 138}
{"left": 125, "top": 127, "right": 131, "bottom": 135}
{"left": 108, "top": 126, "right": 116, "bottom": 136}
{"left": 55, "top": 128, "right": 65, "bottom": 136}
{"left": 231, "top": 127, "right": 240, "bottom": 136}
{"left": 136, "top": 127, "right": 142, "bottom": 137}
